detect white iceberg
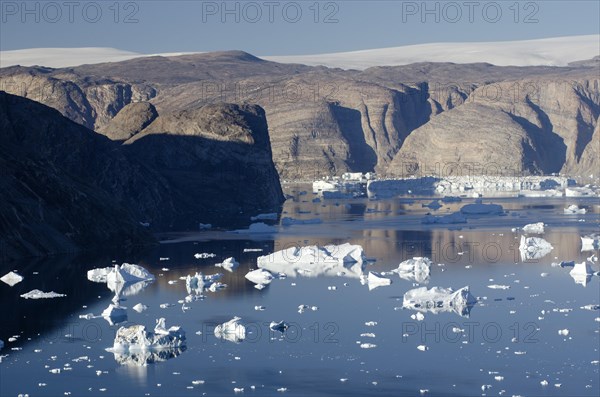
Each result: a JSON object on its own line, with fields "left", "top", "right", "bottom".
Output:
{"left": 392, "top": 257, "right": 432, "bottom": 284}
{"left": 565, "top": 187, "right": 595, "bottom": 197}
{"left": 256, "top": 243, "right": 366, "bottom": 278}
{"left": 215, "top": 257, "right": 239, "bottom": 272}
{"left": 402, "top": 286, "right": 477, "bottom": 317}
{"left": 244, "top": 269, "right": 275, "bottom": 286}
{"left": 110, "top": 318, "right": 186, "bottom": 351}
{"left": 185, "top": 272, "right": 223, "bottom": 296}
{"left": 365, "top": 272, "right": 392, "bottom": 290}
{"left": 269, "top": 321, "right": 290, "bottom": 333}
{"left": 214, "top": 317, "right": 246, "bottom": 343}
{"left": 581, "top": 233, "right": 600, "bottom": 251}
{"left": 519, "top": 236, "right": 553, "bottom": 261}
{"left": 1, "top": 271, "right": 23, "bottom": 286}
{"left": 564, "top": 205, "right": 586, "bottom": 214}
{"left": 570, "top": 262, "right": 595, "bottom": 287}
{"left": 20, "top": 290, "right": 66, "bottom": 299}
{"left": 460, "top": 201, "right": 504, "bottom": 215}
{"left": 522, "top": 222, "right": 545, "bottom": 234}
{"left": 101, "top": 303, "right": 128, "bottom": 325}
{"left": 132, "top": 303, "right": 148, "bottom": 313}
{"left": 194, "top": 252, "right": 216, "bottom": 259}
{"left": 88, "top": 264, "right": 155, "bottom": 296}
{"left": 422, "top": 212, "right": 467, "bottom": 225}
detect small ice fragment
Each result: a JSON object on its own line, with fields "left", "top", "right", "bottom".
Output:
{"left": 234, "top": 388, "right": 244, "bottom": 393}
{"left": 411, "top": 312, "right": 425, "bottom": 321}
{"left": 366, "top": 272, "right": 392, "bottom": 290}
{"left": 558, "top": 329, "right": 570, "bottom": 336}
{"left": 360, "top": 333, "right": 376, "bottom": 338}
{"left": 192, "top": 380, "right": 205, "bottom": 385}
{"left": 194, "top": 253, "right": 216, "bottom": 259}
{"left": 49, "top": 368, "right": 61, "bottom": 374}
{"left": 20, "top": 290, "right": 66, "bottom": 299}
{"left": 494, "top": 376, "right": 504, "bottom": 381}
{"left": 269, "top": 321, "right": 289, "bottom": 333}
{"left": 522, "top": 222, "right": 545, "bottom": 234}
{"left": 564, "top": 204, "right": 586, "bottom": 214}
{"left": 540, "top": 380, "right": 548, "bottom": 386}
{"left": 1, "top": 271, "right": 23, "bottom": 286}
{"left": 132, "top": 303, "right": 148, "bottom": 313}
{"left": 360, "top": 343, "right": 377, "bottom": 349}
{"left": 245, "top": 269, "right": 275, "bottom": 286}
{"left": 417, "top": 345, "right": 428, "bottom": 351}
{"left": 243, "top": 248, "right": 263, "bottom": 252}
{"left": 365, "top": 321, "right": 378, "bottom": 327}
{"left": 159, "top": 303, "right": 173, "bottom": 309}
{"left": 277, "top": 388, "right": 287, "bottom": 392}
{"left": 254, "top": 306, "right": 266, "bottom": 311}
{"left": 214, "top": 317, "right": 246, "bottom": 343}
{"left": 488, "top": 285, "right": 510, "bottom": 290}
{"left": 215, "top": 257, "right": 239, "bottom": 272}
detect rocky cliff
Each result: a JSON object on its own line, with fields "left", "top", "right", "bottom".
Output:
{"left": 0, "top": 92, "right": 283, "bottom": 260}
{"left": 1, "top": 52, "right": 598, "bottom": 180}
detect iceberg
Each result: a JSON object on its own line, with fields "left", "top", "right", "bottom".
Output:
{"left": 20, "top": 290, "right": 66, "bottom": 299}
{"left": 392, "top": 257, "right": 432, "bottom": 284}
{"left": 519, "top": 236, "right": 553, "bottom": 261}
{"left": 257, "top": 243, "right": 366, "bottom": 278}
{"left": 565, "top": 187, "right": 595, "bottom": 197}
{"left": 244, "top": 269, "right": 275, "bottom": 286}
{"left": 132, "top": 303, "right": 148, "bottom": 313}
{"left": 185, "top": 272, "right": 223, "bottom": 296}
{"left": 364, "top": 272, "right": 392, "bottom": 290}
{"left": 570, "top": 262, "right": 595, "bottom": 287}
{"left": 110, "top": 318, "right": 186, "bottom": 352}
{"left": 215, "top": 257, "right": 239, "bottom": 272}
{"left": 581, "top": 233, "right": 600, "bottom": 251}
{"left": 522, "top": 222, "right": 545, "bottom": 234}
{"left": 402, "top": 286, "right": 477, "bottom": 317}
{"left": 1, "top": 271, "right": 23, "bottom": 286}
{"left": 88, "top": 264, "right": 155, "bottom": 296}
{"left": 214, "top": 317, "right": 246, "bottom": 343}
{"left": 194, "top": 252, "right": 216, "bottom": 259}
{"left": 564, "top": 205, "right": 586, "bottom": 214}
{"left": 269, "top": 321, "right": 290, "bottom": 333}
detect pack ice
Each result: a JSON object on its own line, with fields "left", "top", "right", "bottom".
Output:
{"left": 519, "top": 236, "right": 553, "bottom": 260}
{"left": 392, "top": 257, "right": 432, "bottom": 284}
{"left": 110, "top": 318, "right": 186, "bottom": 351}
{"left": 214, "top": 317, "right": 246, "bottom": 343}
{"left": 0, "top": 271, "right": 23, "bottom": 286}
{"left": 256, "top": 243, "right": 366, "bottom": 278}
{"left": 402, "top": 286, "right": 477, "bottom": 317}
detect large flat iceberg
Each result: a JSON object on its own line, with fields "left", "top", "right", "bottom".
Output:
{"left": 257, "top": 243, "right": 366, "bottom": 278}
{"left": 392, "top": 257, "right": 432, "bottom": 284}
{"left": 402, "top": 286, "right": 476, "bottom": 317}
{"left": 20, "top": 290, "right": 66, "bottom": 299}
{"left": 519, "top": 236, "right": 553, "bottom": 261}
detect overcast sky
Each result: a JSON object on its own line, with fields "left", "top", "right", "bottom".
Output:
{"left": 1, "top": 0, "right": 599, "bottom": 54}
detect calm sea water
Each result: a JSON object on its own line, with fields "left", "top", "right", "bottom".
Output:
{"left": 1, "top": 187, "right": 599, "bottom": 396}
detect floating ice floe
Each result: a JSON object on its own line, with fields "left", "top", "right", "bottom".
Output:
{"left": 232, "top": 222, "right": 277, "bottom": 234}
{"left": 215, "top": 257, "right": 239, "bottom": 272}
{"left": 402, "top": 286, "right": 477, "bottom": 317}
{"left": 132, "top": 303, "right": 148, "bottom": 313}
{"left": 564, "top": 205, "right": 586, "bottom": 214}
{"left": 392, "top": 257, "right": 431, "bottom": 284}
{"left": 360, "top": 343, "right": 377, "bottom": 349}
{"left": 581, "top": 233, "right": 600, "bottom": 251}
{"left": 194, "top": 252, "right": 216, "bottom": 259}
{"left": 363, "top": 272, "right": 392, "bottom": 290}
{"left": 281, "top": 217, "right": 323, "bottom": 226}
{"left": 109, "top": 318, "right": 186, "bottom": 353}
{"left": 519, "top": 236, "right": 553, "bottom": 261}
{"left": 257, "top": 243, "right": 365, "bottom": 278}
{"left": 522, "top": 222, "right": 545, "bottom": 234}
{"left": 101, "top": 304, "right": 127, "bottom": 325}
{"left": 488, "top": 285, "right": 510, "bottom": 290}
{"left": 269, "top": 321, "right": 289, "bottom": 333}
{"left": 245, "top": 269, "right": 275, "bottom": 288}
{"left": 569, "top": 262, "right": 595, "bottom": 287}
{"left": 214, "top": 317, "right": 246, "bottom": 343}
{"left": 243, "top": 248, "right": 263, "bottom": 253}
{"left": 20, "top": 290, "right": 66, "bottom": 299}
{"left": 459, "top": 200, "right": 504, "bottom": 215}
{"left": 422, "top": 212, "right": 467, "bottom": 225}
{"left": 565, "top": 187, "right": 595, "bottom": 197}
{"left": 0, "top": 271, "right": 23, "bottom": 286}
